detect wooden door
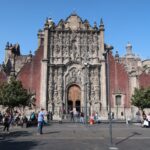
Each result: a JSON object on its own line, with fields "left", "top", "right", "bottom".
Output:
{"left": 68, "top": 85, "right": 81, "bottom": 110}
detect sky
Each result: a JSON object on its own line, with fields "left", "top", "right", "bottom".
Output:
{"left": 0, "top": 0, "right": 150, "bottom": 63}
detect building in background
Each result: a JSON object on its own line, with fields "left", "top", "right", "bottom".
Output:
{"left": 0, "top": 13, "right": 150, "bottom": 120}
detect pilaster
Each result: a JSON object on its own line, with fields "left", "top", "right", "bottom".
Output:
{"left": 40, "top": 22, "right": 49, "bottom": 109}
{"left": 99, "top": 19, "right": 107, "bottom": 108}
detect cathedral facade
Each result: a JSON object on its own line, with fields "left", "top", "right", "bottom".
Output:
{"left": 39, "top": 14, "right": 107, "bottom": 119}
{"left": 0, "top": 13, "right": 150, "bottom": 120}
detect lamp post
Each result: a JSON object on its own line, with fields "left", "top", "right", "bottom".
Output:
{"left": 104, "top": 44, "right": 118, "bottom": 150}
{"left": 84, "top": 62, "right": 88, "bottom": 124}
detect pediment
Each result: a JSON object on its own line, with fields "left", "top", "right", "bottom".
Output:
{"left": 56, "top": 13, "right": 93, "bottom": 31}
{"left": 65, "top": 14, "right": 82, "bottom": 30}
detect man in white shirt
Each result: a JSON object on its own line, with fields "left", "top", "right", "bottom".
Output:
{"left": 37, "top": 108, "right": 46, "bottom": 134}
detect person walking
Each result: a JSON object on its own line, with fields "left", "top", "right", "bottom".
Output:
{"left": 70, "top": 109, "right": 74, "bottom": 122}
{"left": 3, "top": 113, "right": 11, "bottom": 133}
{"left": 37, "top": 108, "right": 46, "bottom": 135}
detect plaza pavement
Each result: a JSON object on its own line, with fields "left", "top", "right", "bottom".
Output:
{"left": 0, "top": 122, "right": 150, "bottom": 150}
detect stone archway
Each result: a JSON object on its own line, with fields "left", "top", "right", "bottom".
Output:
{"left": 67, "top": 84, "right": 81, "bottom": 112}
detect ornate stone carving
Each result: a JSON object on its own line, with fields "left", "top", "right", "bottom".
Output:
{"left": 47, "top": 14, "right": 102, "bottom": 119}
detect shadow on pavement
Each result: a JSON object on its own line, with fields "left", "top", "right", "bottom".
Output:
{"left": 115, "top": 131, "right": 142, "bottom": 145}
{"left": 0, "top": 139, "right": 37, "bottom": 150}
{"left": 0, "top": 130, "right": 33, "bottom": 140}
{"left": 44, "top": 131, "right": 61, "bottom": 134}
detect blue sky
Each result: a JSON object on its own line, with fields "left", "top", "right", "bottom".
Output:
{"left": 0, "top": 0, "right": 150, "bottom": 63}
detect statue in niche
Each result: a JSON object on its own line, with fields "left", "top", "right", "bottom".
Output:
{"left": 91, "top": 84, "right": 95, "bottom": 91}
{"left": 59, "top": 33, "right": 62, "bottom": 41}
{"left": 66, "top": 74, "right": 70, "bottom": 83}
{"left": 77, "top": 70, "right": 81, "bottom": 76}
{"left": 63, "top": 45, "right": 67, "bottom": 57}
{"left": 91, "top": 90, "right": 95, "bottom": 103}
{"left": 58, "top": 68, "right": 62, "bottom": 74}
{"left": 71, "top": 32, "right": 77, "bottom": 42}
{"left": 91, "top": 45, "right": 95, "bottom": 54}
{"left": 90, "top": 75, "right": 94, "bottom": 83}
{"left": 54, "top": 69, "right": 57, "bottom": 76}
{"left": 68, "top": 69, "right": 76, "bottom": 82}
{"left": 94, "top": 75, "right": 99, "bottom": 83}
{"left": 54, "top": 33, "right": 59, "bottom": 44}
{"left": 48, "top": 83, "right": 53, "bottom": 97}
{"left": 72, "top": 69, "right": 76, "bottom": 77}
{"left": 94, "top": 69, "right": 98, "bottom": 75}
{"left": 54, "top": 82, "right": 57, "bottom": 91}
{"left": 93, "top": 34, "right": 97, "bottom": 43}
{"left": 70, "top": 51, "right": 74, "bottom": 60}
{"left": 82, "top": 51, "right": 86, "bottom": 59}
{"left": 56, "top": 45, "right": 60, "bottom": 54}
{"left": 54, "top": 75, "right": 57, "bottom": 82}
{"left": 54, "top": 91, "right": 58, "bottom": 101}
{"left": 58, "top": 75, "right": 62, "bottom": 85}
{"left": 74, "top": 50, "right": 79, "bottom": 61}
{"left": 57, "top": 97, "right": 61, "bottom": 105}
{"left": 88, "top": 35, "right": 93, "bottom": 44}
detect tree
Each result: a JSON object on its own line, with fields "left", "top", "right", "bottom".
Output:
{"left": 0, "top": 77, "right": 33, "bottom": 111}
{"left": 131, "top": 87, "right": 150, "bottom": 110}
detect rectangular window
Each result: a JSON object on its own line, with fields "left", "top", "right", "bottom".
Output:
{"left": 116, "top": 95, "right": 121, "bottom": 106}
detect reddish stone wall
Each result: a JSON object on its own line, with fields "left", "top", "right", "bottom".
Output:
{"left": 0, "top": 71, "right": 7, "bottom": 85}
{"left": 109, "top": 53, "right": 130, "bottom": 108}
{"left": 139, "top": 72, "right": 150, "bottom": 88}
{"left": 17, "top": 46, "right": 44, "bottom": 107}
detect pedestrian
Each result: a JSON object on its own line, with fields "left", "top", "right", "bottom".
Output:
{"left": 47, "top": 111, "right": 50, "bottom": 123}
{"left": 22, "top": 115, "right": 28, "bottom": 128}
{"left": 80, "top": 112, "right": 84, "bottom": 123}
{"left": 3, "top": 113, "right": 11, "bottom": 133}
{"left": 70, "top": 110, "right": 74, "bottom": 122}
{"left": 30, "top": 112, "right": 36, "bottom": 122}
{"left": 147, "top": 113, "right": 150, "bottom": 127}
{"left": 37, "top": 108, "right": 46, "bottom": 135}
{"left": 0, "top": 111, "right": 3, "bottom": 124}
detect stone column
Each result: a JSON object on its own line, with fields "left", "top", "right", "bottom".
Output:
{"left": 99, "top": 19, "right": 107, "bottom": 109}
{"left": 40, "top": 22, "right": 49, "bottom": 109}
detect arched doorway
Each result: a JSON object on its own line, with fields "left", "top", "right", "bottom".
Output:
{"left": 67, "top": 84, "right": 81, "bottom": 112}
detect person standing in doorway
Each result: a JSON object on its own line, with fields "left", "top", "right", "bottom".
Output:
{"left": 37, "top": 108, "right": 46, "bottom": 135}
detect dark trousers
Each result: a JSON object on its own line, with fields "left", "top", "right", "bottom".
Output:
{"left": 3, "top": 123, "right": 9, "bottom": 132}
{"left": 38, "top": 121, "right": 43, "bottom": 134}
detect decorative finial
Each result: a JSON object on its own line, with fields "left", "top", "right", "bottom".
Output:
{"left": 100, "top": 18, "right": 104, "bottom": 31}
{"left": 93, "top": 21, "right": 98, "bottom": 30}
{"left": 115, "top": 50, "right": 119, "bottom": 62}
{"left": 44, "top": 17, "right": 49, "bottom": 29}
{"left": 28, "top": 50, "right": 32, "bottom": 62}
{"left": 29, "top": 50, "right": 32, "bottom": 54}
{"left": 71, "top": 10, "right": 77, "bottom": 16}
{"left": 38, "top": 29, "right": 42, "bottom": 32}
{"left": 126, "top": 42, "right": 133, "bottom": 56}
{"left": 115, "top": 50, "right": 119, "bottom": 57}
{"left": 84, "top": 19, "right": 90, "bottom": 29}
{"left": 5, "top": 42, "right": 9, "bottom": 49}
{"left": 100, "top": 18, "right": 104, "bottom": 26}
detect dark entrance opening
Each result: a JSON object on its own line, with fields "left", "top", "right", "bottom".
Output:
{"left": 67, "top": 84, "right": 81, "bottom": 113}
{"left": 68, "top": 100, "right": 73, "bottom": 112}
{"left": 76, "top": 100, "right": 80, "bottom": 112}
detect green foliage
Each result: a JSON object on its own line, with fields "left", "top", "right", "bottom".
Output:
{"left": 131, "top": 87, "right": 150, "bottom": 110}
{"left": 0, "top": 77, "right": 33, "bottom": 109}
